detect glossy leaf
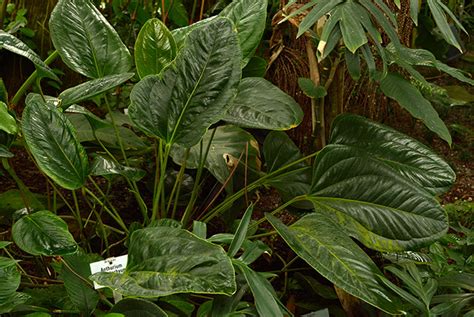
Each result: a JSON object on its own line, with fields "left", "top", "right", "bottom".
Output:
{"left": 110, "top": 298, "right": 167, "bottom": 317}
{"left": 59, "top": 73, "right": 134, "bottom": 108}
{"left": 263, "top": 131, "right": 311, "bottom": 205}
{"left": 223, "top": 78, "right": 303, "bottom": 130}
{"left": 49, "top": 0, "right": 132, "bottom": 78}
{"left": 0, "top": 31, "right": 58, "bottom": 80}
{"left": 380, "top": 73, "right": 451, "bottom": 145}
{"left": 0, "top": 102, "right": 17, "bottom": 135}
{"left": 90, "top": 156, "right": 146, "bottom": 182}
{"left": 171, "top": 17, "right": 216, "bottom": 50}
{"left": 219, "top": 0, "right": 268, "bottom": 67}
{"left": 309, "top": 145, "right": 448, "bottom": 251}
{"left": 12, "top": 210, "right": 78, "bottom": 256}
{"left": 22, "top": 94, "right": 89, "bottom": 190}
{"left": 233, "top": 261, "right": 284, "bottom": 317}
{"left": 0, "top": 257, "right": 20, "bottom": 302}
{"left": 135, "top": 18, "right": 177, "bottom": 79}
{"left": 330, "top": 114, "right": 455, "bottom": 195}
{"left": 129, "top": 18, "right": 241, "bottom": 147}
{"left": 90, "top": 226, "right": 236, "bottom": 297}
{"left": 60, "top": 254, "right": 99, "bottom": 315}
{"left": 266, "top": 213, "right": 402, "bottom": 314}
{"left": 170, "top": 125, "right": 259, "bottom": 184}
{"left": 339, "top": 1, "right": 368, "bottom": 53}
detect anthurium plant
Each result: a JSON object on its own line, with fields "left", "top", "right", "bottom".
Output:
{"left": 0, "top": 0, "right": 460, "bottom": 315}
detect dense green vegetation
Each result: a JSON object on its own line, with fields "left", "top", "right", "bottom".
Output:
{"left": 0, "top": 0, "right": 472, "bottom": 316}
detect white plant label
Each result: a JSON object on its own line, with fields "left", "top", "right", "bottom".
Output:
{"left": 89, "top": 254, "right": 128, "bottom": 289}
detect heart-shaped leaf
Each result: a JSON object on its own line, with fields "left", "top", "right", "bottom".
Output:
{"left": 129, "top": 18, "right": 241, "bottom": 147}
{"left": 59, "top": 73, "right": 134, "bottom": 108}
{"left": 22, "top": 94, "right": 89, "bottom": 190}
{"left": 223, "top": 78, "right": 303, "bottom": 130}
{"left": 90, "top": 226, "right": 236, "bottom": 297}
{"left": 309, "top": 145, "right": 448, "bottom": 251}
{"left": 219, "top": 0, "right": 268, "bottom": 67}
{"left": 170, "top": 125, "right": 259, "bottom": 184}
{"left": 12, "top": 210, "right": 78, "bottom": 256}
{"left": 49, "top": 0, "right": 132, "bottom": 78}
{"left": 330, "top": 114, "right": 455, "bottom": 195}
{"left": 135, "top": 18, "right": 177, "bottom": 79}
{"left": 266, "top": 213, "right": 402, "bottom": 315}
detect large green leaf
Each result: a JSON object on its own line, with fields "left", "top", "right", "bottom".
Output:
{"left": 219, "top": 0, "right": 268, "bottom": 67}
{"left": 339, "top": 1, "right": 368, "bottom": 53}
{"left": 427, "top": 0, "right": 462, "bottom": 51}
{"left": 170, "top": 125, "right": 259, "bottom": 184}
{"left": 263, "top": 131, "right": 311, "bottom": 206}
{"left": 110, "top": 298, "right": 167, "bottom": 317}
{"left": 379, "top": 73, "right": 451, "bottom": 145}
{"left": 0, "top": 257, "right": 20, "bottom": 302}
{"left": 329, "top": 114, "right": 455, "bottom": 195}
{"left": 223, "top": 78, "right": 303, "bottom": 130}
{"left": 129, "top": 18, "right": 241, "bottom": 147}
{"left": 135, "top": 18, "right": 177, "bottom": 79}
{"left": 0, "top": 189, "right": 46, "bottom": 219}
{"left": 22, "top": 94, "right": 89, "bottom": 190}
{"left": 12, "top": 210, "right": 78, "bottom": 256}
{"left": 49, "top": 0, "right": 132, "bottom": 78}
{"left": 0, "top": 31, "right": 58, "bottom": 81}
{"left": 0, "top": 292, "right": 30, "bottom": 315}
{"left": 266, "top": 213, "right": 402, "bottom": 314}
{"left": 0, "top": 102, "right": 17, "bottom": 135}
{"left": 309, "top": 145, "right": 448, "bottom": 251}
{"left": 59, "top": 73, "right": 134, "bottom": 108}
{"left": 90, "top": 226, "right": 236, "bottom": 297}
{"left": 60, "top": 254, "right": 100, "bottom": 315}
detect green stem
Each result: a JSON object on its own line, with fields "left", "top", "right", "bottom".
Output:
{"left": 152, "top": 141, "right": 171, "bottom": 220}
{"left": 1, "top": 158, "right": 33, "bottom": 209}
{"left": 83, "top": 187, "right": 128, "bottom": 233}
{"left": 249, "top": 196, "right": 306, "bottom": 231}
{"left": 103, "top": 97, "right": 148, "bottom": 221}
{"left": 167, "top": 148, "right": 190, "bottom": 218}
{"left": 201, "top": 151, "right": 317, "bottom": 223}
{"left": 11, "top": 50, "right": 59, "bottom": 106}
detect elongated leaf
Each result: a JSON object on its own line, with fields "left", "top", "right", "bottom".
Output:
{"left": 330, "top": 114, "right": 455, "bottom": 195}
{"left": 0, "top": 145, "right": 13, "bottom": 158}
{"left": 49, "top": 0, "right": 132, "bottom": 78}
{"left": 345, "top": 49, "right": 361, "bottom": 80}
{"left": 263, "top": 131, "right": 311, "bottom": 205}
{"left": 0, "top": 102, "right": 17, "bottom": 135}
{"left": 233, "top": 261, "right": 283, "bottom": 317}
{"left": 90, "top": 156, "right": 146, "bottom": 182}
{"left": 427, "top": 0, "right": 462, "bottom": 51}
{"left": 0, "top": 31, "right": 58, "bottom": 80}
{"left": 0, "top": 292, "right": 30, "bottom": 315}
{"left": 135, "top": 18, "right": 177, "bottom": 79}
{"left": 110, "top": 298, "right": 167, "bottom": 317}
{"left": 380, "top": 73, "right": 451, "bottom": 144}
{"left": 309, "top": 145, "right": 448, "bottom": 251}
{"left": 90, "top": 226, "right": 236, "bottom": 297}
{"left": 266, "top": 213, "right": 402, "bottom": 314}
{"left": 12, "top": 210, "right": 78, "bottom": 256}
{"left": 22, "top": 94, "right": 89, "bottom": 190}
{"left": 59, "top": 73, "right": 134, "bottom": 108}
{"left": 171, "top": 125, "right": 259, "bottom": 184}
{"left": 298, "top": 0, "right": 344, "bottom": 38}
{"left": 219, "top": 0, "right": 268, "bottom": 67}
{"left": 228, "top": 204, "right": 254, "bottom": 258}
{"left": 129, "top": 18, "right": 241, "bottom": 147}
{"left": 61, "top": 254, "right": 99, "bottom": 315}
{"left": 339, "top": 1, "right": 367, "bottom": 53}
{"left": 223, "top": 77, "right": 303, "bottom": 130}
{"left": 0, "top": 257, "right": 20, "bottom": 302}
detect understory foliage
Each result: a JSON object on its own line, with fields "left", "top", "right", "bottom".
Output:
{"left": 0, "top": 0, "right": 472, "bottom": 316}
